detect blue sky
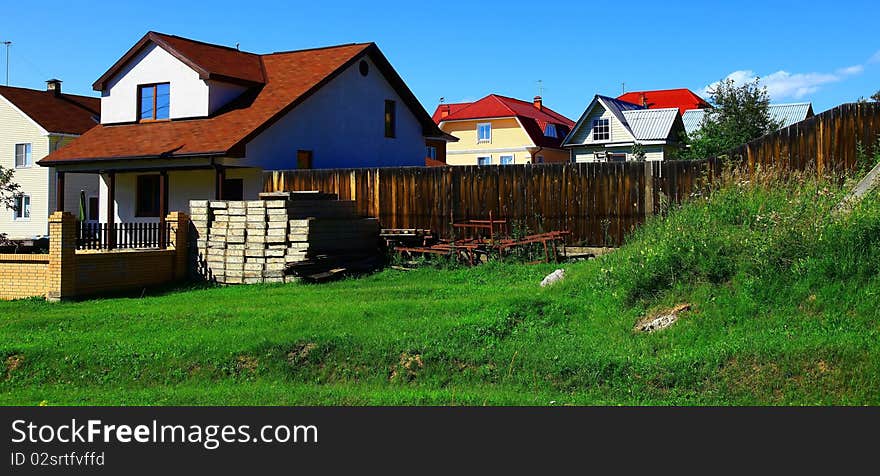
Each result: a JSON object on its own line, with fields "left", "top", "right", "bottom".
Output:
{"left": 2, "top": 0, "right": 878, "bottom": 120}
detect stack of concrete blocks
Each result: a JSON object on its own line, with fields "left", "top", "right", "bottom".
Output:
{"left": 189, "top": 193, "right": 379, "bottom": 285}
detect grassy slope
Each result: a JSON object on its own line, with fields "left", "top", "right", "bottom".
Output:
{"left": 1, "top": 174, "right": 879, "bottom": 405}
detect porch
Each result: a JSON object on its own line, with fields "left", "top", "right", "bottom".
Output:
{"left": 52, "top": 158, "right": 263, "bottom": 249}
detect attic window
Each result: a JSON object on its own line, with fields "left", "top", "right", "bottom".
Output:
{"left": 359, "top": 60, "right": 369, "bottom": 77}
{"left": 544, "top": 124, "right": 557, "bottom": 138}
{"left": 138, "top": 83, "right": 170, "bottom": 121}
{"left": 592, "top": 118, "right": 610, "bottom": 141}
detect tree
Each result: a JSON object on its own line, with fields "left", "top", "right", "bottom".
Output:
{"left": 0, "top": 165, "right": 21, "bottom": 244}
{"left": 681, "top": 78, "right": 780, "bottom": 159}
{"left": 872, "top": 90, "right": 880, "bottom": 102}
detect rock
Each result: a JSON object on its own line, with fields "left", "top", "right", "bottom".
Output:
{"left": 635, "top": 303, "right": 692, "bottom": 333}
{"left": 540, "top": 269, "right": 565, "bottom": 287}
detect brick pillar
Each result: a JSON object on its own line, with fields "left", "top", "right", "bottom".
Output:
{"left": 47, "top": 211, "right": 76, "bottom": 302}
{"left": 167, "top": 211, "right": 190, "bottom": 281}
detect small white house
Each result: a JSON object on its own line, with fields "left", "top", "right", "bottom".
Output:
{"left": 562, "top": 95, "right": 685, "bottom": 162}
{"left": 40, "top": 32, "right": 451, "bottom": 226}
{"left": 0, "top": 81, "right": 100, "bottom": 239}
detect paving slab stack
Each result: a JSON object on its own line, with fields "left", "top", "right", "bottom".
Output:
{"left": 188, "top": 192, "right": 379, "bottom": 284}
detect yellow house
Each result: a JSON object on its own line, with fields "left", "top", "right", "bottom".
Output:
{"left": 0, "top": 81, "right": 100, "bottom": 239}
{"left": 431, "top": 94, "right": 574, "bottom": 166}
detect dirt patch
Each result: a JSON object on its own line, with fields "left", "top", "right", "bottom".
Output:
{"left": 390, "top": 352, "right": 424, "bottom": 382}
{"left": 634, "top": 303, "right": 691, "bottom": 333}
{"left": 287, "top": 343, "right": 317, "bottom": 366}
{"left": 235, "top": 355, "right": 259, "bottom": 374}
{"left": 5, "top": 354, "right": 23, "bottom": 380}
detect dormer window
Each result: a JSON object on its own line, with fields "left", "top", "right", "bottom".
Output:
{"left": 138, "top": 83, "right": 170, "bottom": 121}
{"left": 544, "top": 124, "right": 557, "bottom": 138}
{"left": 592, "top": 118, "right": 610, "bottom": 141}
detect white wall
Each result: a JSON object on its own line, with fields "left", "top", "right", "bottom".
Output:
{"left": 208, "top": 80, "right": 248, "bottom": 115}
{"left": 101, "top": 43, "right": 210, "bottom": 124}
{"left": 243, "top": 57, "right": 425, "bottom": 169}
{"left": 572, "top": 145, "right": 666, "bottom": 162}
{"left": 99, "top": 168, "right": 262, "bottom": 223}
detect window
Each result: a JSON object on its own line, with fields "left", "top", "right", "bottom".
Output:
{"left": 384, "top": 100, "right": 396, "bottom": 138}
{"left": 426, "top": 146, "right": 437, "bottom": 160}
{"left": 13, "top": 195, "right": 30, "bottom": 220}
{"left": 222, "top": 179, "right": 244, "bottom": 201}
{"left": 135, "top": 175, "right": 160, "bottom": 217}
{"left": 592, "top": 118, "right": 610, "bottom": 141}
{"left": 138, "top": 83, "right": 170, "bottom": 121}
{"left": 477, "top": 123, "right": 491, "bottom": 143}
{"left": 500, "top": 155, "right": 514, "bottom": 165}
{"left": 609, "top": 153, "right": 627, "bottom": 162}
{"left": 297, "top": 150, "right": 313, "bottom": 169}
{"left": 536, "top": 155, "right": 545, "bottom": 164}
{"left": 544, "top": 124, "right": 557, "bottom": 138}
{"left": 477, "top": 156, "right": 491, "bottom": 166}
{"left": 14, "top": 143, "right": 32, "bottom": 168}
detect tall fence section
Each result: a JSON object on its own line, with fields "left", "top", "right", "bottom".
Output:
{"left": 264, "top": 161, "right": 717, "bottom": 246}
{"left": 264, "top": 102, "right": 880, "bottom": 246}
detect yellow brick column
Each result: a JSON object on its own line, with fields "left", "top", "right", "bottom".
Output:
{"left": 167, "top": 211, "right": 190, "bottom": 281}
{"left": 47, "top": 211, "right": 76, "bottom": 302}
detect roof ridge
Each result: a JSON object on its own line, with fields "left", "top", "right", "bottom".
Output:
{"left": 0, "top": 84, "right": 99, "bottom": 103}
{"left": 264, "top": 42, "right": 374, "bottom": 56}
{"left": 150, "top": 31, "right": 261, "bottom": 57}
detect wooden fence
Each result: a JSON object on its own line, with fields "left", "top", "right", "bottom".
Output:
{"left": 263, "top": 160, "right": 718, "bottom": 246}
{"left": 732, "top": 102, "right": 880, "bottom": 174}
{"left": 263, "top": 102, "right": 880, "bottom": 246}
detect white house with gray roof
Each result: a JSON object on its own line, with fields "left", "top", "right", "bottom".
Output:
{"left": 562, "top": 95, "right": 686, "bottom": 162}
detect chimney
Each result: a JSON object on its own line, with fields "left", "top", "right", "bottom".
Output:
{"left": 46, "top": 79, "right": 62, "bottom": 97}
{"left": 640, "top": 93, "right": 648, "bottom": 108}
{"left": 533, "top": 96, "right": 543, "bottom": 110}
{"left": 440, "top": 104, "right": 450, "bottom": 119}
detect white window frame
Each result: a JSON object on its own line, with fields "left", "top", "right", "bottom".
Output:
{"left": 500, "top": 155, "right": 514, "bottom": 165}
{"left": 544, "top": 124, "right": 557, "bottom": 138}
{"left": 15, "top": 143, "right": 32, "bottom": 168}
{"left": 476, "top": 123, "right": 492, "bottom": 144}
{"left": 426, "top": 146, "right": 437, "bottom": 160}
{"left": 13, "top": 194, "right": 30, "bottom": 220}
{"left": 591, "top": 118, "right": 610, "bottom": 142}
{"left": 477, "top": 155, "right": 492, "bottom": 166}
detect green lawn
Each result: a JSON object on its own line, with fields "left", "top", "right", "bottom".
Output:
{"left": 2, "top": 172, "right": 879, "bottom": 405}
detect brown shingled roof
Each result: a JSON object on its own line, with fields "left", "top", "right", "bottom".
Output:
{"left": 40, "top": 37, "right": 444, "bottom": 165}
{"left": 93, "top": 32, "right": 265, "bottom": 90}
{"left": 0, "top": 85, "right": 100, "bottom": 135}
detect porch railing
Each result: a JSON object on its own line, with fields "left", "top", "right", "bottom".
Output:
{"left": 76, "top": 222, "right": 171, "bottom": 250}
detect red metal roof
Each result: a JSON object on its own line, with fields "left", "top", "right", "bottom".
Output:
{"left": 617, "top": 88, "right": 710, "bottom": 115}
{"left": 41, "top": 36, "right": 445, "bottom": 165}
{"left": 432, "top": 94, "right": 575, "bottom": 149}
{"left": 0, "top": 85, "right": 100, "bottom": 135}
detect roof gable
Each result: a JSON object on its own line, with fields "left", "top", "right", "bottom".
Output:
{"left": 563, "top": 95, "right": 642, "bottom": 146}
{"left": 0, "top": 85, "right": 100, "bottom": 135}
{"left": 92, "top": 31, "right": 265, "bottom": 91}
{"left": 435, "top": 94, "right": 574, "bottom": 148}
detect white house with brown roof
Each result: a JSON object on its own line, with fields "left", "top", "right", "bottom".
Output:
{"left": 0, "top": 81, "right": 100, "bottom": 239}
{"left": 39, "top": 31, "right": 453, "bottom": 227}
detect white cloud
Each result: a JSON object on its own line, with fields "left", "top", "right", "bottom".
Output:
{"left": 870, "top": 50, "right": 880, "bottom": 64}
{"left": 702, "top": 59, "right": 867, "bottom": 101}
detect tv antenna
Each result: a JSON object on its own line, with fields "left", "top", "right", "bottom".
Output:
{"left": 1, "top": 41, "right": 10, "bottom": 86}
{"left": 537, "top": 79, "right": 544, "bottom": 97}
